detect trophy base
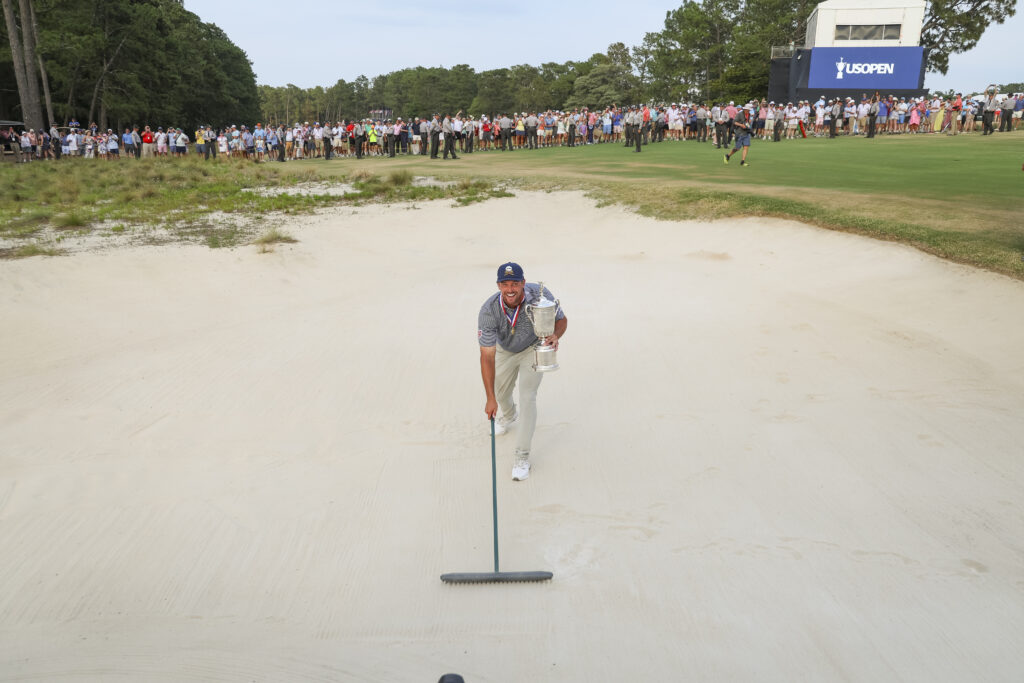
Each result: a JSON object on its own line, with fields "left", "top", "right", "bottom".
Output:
{"left": 533, "top": 343, "right": 559, "bottom": 373}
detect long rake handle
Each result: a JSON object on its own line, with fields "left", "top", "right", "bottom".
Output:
{"left": 491, "top": 417, "right": 499, "bottom": 573}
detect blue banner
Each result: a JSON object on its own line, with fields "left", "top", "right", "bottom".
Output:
{"left": 808, "top": 47, "right": 924, "bottom": 90}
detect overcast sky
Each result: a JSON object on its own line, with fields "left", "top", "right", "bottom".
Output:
{"left": 185, "top": 1, "right": 1021, "bottom": 94}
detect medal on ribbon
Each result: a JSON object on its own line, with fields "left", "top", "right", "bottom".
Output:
{"left": 501, "top": 298, "right": 520, "bottom": 339}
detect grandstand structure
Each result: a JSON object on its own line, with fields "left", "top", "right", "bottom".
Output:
{"left": 769, "top": 0, "right": 929, "bottom": 103}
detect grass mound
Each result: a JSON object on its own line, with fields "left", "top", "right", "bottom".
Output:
{"left": 0, "top": 157, "right": 514, "bottom": 253}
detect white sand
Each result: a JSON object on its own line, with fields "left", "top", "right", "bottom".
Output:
{"left": 1, "top": 192, "right": 1022, "bottom": 681}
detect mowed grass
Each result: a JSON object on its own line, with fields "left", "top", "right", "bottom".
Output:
{"left": 354, "top": 132, "right": 1020, "bottom": 204}
{"left": 2, "top": 134, "right": 1022, "bottom": 277}
{"left": 301, "top": 132, "right": 1024, "bottom": 278}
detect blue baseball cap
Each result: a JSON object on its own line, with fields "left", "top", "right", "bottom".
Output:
{"left": 496, "top": 262, "right": 525, "bottom": 282}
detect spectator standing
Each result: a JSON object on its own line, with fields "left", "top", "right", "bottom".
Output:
{"left": 696, "top": 104, "right": 708, "bottom": 142}
{"left": 877, "top": 96, "right": 889, "bottom": 135}
{"left": 122, "top": 128, "right": 136, "bottom": 158}
{"left": 949, "top": 94, "right": 962, "bottom": 135}
{"left": 525, "top": 111, "right": 538, "bottom": 150}
{"left": 242, "top": 126, "right": 254, "bottom": 159}
{"left": 711, "top": 103, "right": 724, "bottom": 148}
{"left": 141, "top": 126, "right": 155, "bottom": 157}
{"left": 107, "top": 129, "right": 120, "bottom": 160}
{"left": 429, "top": 114, "right": 441, "bottom": 159}
{"left": 499, "top": 113, "right": 512, "bottom": 151}
{"left": 463, "top": 116, "right": 475, "bottom": 154}
{"left": 723, "top": 101, "right": 736, "bottom": 145}
{"left": 398, "top": 118, "right": 409, "bottom": 154}
{"left": 195, "top": 126, "right": 206, "bottom": 158}
{"left": 442, "top": 113, "right": 458, "bottom": 160}
{"left": 857, "top": 98, "right": 869, "bottom": 135}
{"left": 999, "top": 94, "right": 1015, "bottom": 132}
{"left": 352, "top": 119, "right": 365, "bottom": 159}
{"left": 978, "top": 86, "right": 995, "bottom": 135}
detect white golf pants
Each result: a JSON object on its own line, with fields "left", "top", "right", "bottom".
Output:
{"left": 495, "top": 344, "right": 543, "bottom": 456}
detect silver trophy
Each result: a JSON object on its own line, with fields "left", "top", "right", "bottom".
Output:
{"left": 525, "top": 281, "right": 560, "bottom": 372}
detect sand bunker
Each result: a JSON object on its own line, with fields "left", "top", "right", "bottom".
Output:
{"left": 1, "top": 192, "right": 1022, "bottom": 680}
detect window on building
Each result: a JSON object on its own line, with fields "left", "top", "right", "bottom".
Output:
{"left": 851, "top": 24, "right": 883, "bottom": 40}
{"left": 834, "top": 24, "right": 902, "bottom": 41}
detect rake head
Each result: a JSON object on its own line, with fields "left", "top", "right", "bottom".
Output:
{"left": 441, "top": 571, "right": 553, "bottom": 584}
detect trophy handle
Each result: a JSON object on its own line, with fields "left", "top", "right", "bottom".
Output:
{"left": 525, "top": 303, "right": 535, "bottom": 325}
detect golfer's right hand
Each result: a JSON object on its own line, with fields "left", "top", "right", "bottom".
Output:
{"left": 485, "top": 398, "right": 498, "bottom": 420}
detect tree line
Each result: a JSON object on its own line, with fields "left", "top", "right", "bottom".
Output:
{"left": 3, "top": 0, "right": 1014, "bottom": 131}
{"left": 1, "top": 0, "right": 259, "bottom": 132}
{"left": 256, "top": 0, "right": 1014, "bottom": 125}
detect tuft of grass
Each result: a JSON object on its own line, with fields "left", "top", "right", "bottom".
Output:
{"left": 387, "top": 169, "right": 413, "bottom": 186}
{"left": 253, "top": 227, "right": 298, "bottom": 246}
{"left": 53, "top": 211, "right": 90, "bottom": 229}
{"left": 347, "top": 168, "right": 376, "bottom": 183}
{"left": 2, "top": 208, "right": 54, "bottom": 237}
{"left": 253, "top": 227, "right": 298, "bottom": 253}
{"left": 0, "top": 244, "right": 64, "bottom": 259}
{"left": 456, "top": 177, "right": 490, "bottom": 192}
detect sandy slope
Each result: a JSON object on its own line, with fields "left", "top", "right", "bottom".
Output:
{"left": 1, "top": 192, "right": 1022, "bottom": 682}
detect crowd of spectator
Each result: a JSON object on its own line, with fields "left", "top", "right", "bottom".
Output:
{"left": 765, "top": 89, "right": 1022, "bottom": 140}
{"left": 3, "top": 89, "right": 1019, "bottom": 164}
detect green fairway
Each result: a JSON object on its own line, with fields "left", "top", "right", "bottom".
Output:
{"left": 336, "top": 132, "right": 1022, "bottom": 212}
{"left": 2, "top": 133, "right": 1022, "bottom": 278}
{"left": 306, "top": 133, "right": 1024, "bottom": 277}
{"left": 588, "top": 134, "right": 1016, "bottom": 204}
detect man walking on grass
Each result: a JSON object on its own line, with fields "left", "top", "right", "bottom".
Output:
{"left": 478, "top": 263, "right": 567, "bottom": 481}
{"left": 724, "top": 102, "right": 753, "bottom": 167}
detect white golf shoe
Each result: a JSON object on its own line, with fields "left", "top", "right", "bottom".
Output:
{"left": 494, "top": 410, "right": 518, "bottom": 436}
{"left": 511, "top": 456, "right": 531, "bottom": 481}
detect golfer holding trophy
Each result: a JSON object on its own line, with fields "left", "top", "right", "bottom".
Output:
{"left": 478, "top": 262, "right": 567, "bottom": 481}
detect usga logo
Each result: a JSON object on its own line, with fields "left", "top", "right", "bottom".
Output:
{"left": 835, "top": 57, "right": 895, "bottom": 79}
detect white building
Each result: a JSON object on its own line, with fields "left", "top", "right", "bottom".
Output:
{"left": 805, "top": 0, "right": 926, "bottom": 48}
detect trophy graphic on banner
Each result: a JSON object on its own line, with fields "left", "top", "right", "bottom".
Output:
{"left": 836, "top": 57, "right": 846, "bottom": 80}
{"left": 525, "top": 282, "right": 560, "bottom": 372}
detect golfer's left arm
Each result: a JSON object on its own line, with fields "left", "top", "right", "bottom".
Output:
{"left": 544, "top": 316, "right": 567, "bottom": 350}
